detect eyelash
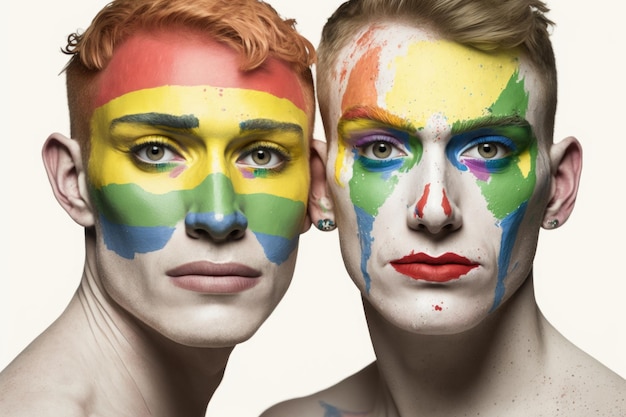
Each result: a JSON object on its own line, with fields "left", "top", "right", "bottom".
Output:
{"left": 130, "top": 139, "right": 184, "bottom": 169}
{"left": 459, "top": 135, "right": 516, "bottom": 160}
{"left": 236, "top": 142, "right": 291, "bottom": 172}
{"left": 353, "top": 133, "right": 408, "bottom": 170}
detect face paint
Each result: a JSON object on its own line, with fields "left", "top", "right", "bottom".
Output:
{"left": 331, "top": 24, "right": 546, "bottom": 316}
{"left": 80, "top": 28, "right": 314, "bottom": 348}
{"left": 94, "top": 30, "right": 306, "bottom": 112}
{"left": 336, "top": 111, "right": 421, "bottom": 292}
{"left": 89, "top": 83, "right": 309, "bottom": 264}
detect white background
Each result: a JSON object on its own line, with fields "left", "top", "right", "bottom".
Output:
{"left": 3, "top": 1, "right": 625, "bottom": 416}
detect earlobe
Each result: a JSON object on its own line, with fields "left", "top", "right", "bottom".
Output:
{"left": 42, "top": 133, "right": 95, "bottom": 227}
{"left": 304, "top": 139, "right": 336, "bottom": 233}
{"left": 542, "top": 136, "right": 582, "bottom": 229}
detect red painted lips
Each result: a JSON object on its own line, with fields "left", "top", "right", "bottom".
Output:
{"left": 390, "top": 252, "right": 478, "bottom": 283}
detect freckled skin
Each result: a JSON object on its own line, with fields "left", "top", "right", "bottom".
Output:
{"left": 262, "top": 21, "right": 623, "bottom": 417}
{"left": 329, "top": 24, "right": 548, "bottom": 330}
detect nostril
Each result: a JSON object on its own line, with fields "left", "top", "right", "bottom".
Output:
{"left": 228, "top": 228, "right": 245, "bottom": 240}
{"left": 184, "top": 211, "right": 248, "bottom": 242}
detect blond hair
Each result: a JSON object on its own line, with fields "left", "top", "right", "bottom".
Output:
{"left": 317, "top": 0, "right": 557, "bottom": 140}
{"left": 63, "top": 0, "right": 316, "bottom": 151}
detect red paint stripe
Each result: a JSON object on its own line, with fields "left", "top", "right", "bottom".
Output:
{"left": 95, "top": 30, "right": 306, "bottom": 111}
{"left": 415, "top": 183, "right": 430, "bottom": 218}
{"left": 441, "top": 188, "right": 452, "bottom": 217}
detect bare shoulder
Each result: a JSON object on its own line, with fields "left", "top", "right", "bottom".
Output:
{"left": 0, "top": 330, "right": 89, "bottom": 417}
{"left": 559, "top": 355, "right": 625, "bottom": 415}
{"left": 0, "top": 381, "right": 84, "bottom": 417}
{"left": 261, "top": 362, "right": 380, "bottom": 417}
{"left": 541, "top": 330, "right": 626, "bottom": 416}
{"left": 0, "top": 361, "right": 87, "bottom": 417}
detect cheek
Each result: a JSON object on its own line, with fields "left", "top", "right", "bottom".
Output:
{"left": 90, "top": 183, "right": 184, "bottom": 259}
{"left": 242, "top": 192, "right": 306, "bottom": 264}
{"left": 232, "top": 166, "right": 309, "bottom": 265}
{"left": 90, "top": 182, "right": 186, "bottom": 227}
{"left": 335, "top": 147, "right": 402, "bottom": 217}
{"left": 475, "top": 148, "right": 538, "bottom": 222}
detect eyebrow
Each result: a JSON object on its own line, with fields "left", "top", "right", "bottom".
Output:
{"left": 452, "top": 115, "right": 530, "bottom": 135}
{"left": 239, "top": 119, "right": 303, "bottom": 135}
{"left": 340, "top": 106, "right": 416, "bottom": 133}
{"left": 111, "top": 113, "right": 200, "bottom": 130}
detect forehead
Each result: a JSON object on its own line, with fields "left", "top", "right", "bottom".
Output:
{"left": 95, "top": 29, "right": 306, "bottom": 111}
{"left": 333, "top": 23, "right": 543, "bottom": 131}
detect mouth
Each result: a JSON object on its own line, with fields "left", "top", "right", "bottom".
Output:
{"left": 390, "top": 252, "right": 478, "bottom": 283}
{"left": 167, "top": 261, "right": 261, "bottom": 294}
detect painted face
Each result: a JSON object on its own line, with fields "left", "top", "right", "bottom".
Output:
{"left": 86, "top": 29, "right": 310, "bottom": 346}
{"left": 327, "top": 24, "right": 551, "bottom": 334}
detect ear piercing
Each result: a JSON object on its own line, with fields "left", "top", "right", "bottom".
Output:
{"left": 547, "top": 219, "right": 559, "bottom": 229}
{"left": 317, "top": 219, "right": 336, "bottom": 231}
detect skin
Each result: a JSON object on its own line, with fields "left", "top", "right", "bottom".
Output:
{"left": 262, "top": 22, "right": 624, "bottom": 417}
{"left": 327, "top": 24, "right": 549, "bottom": 335}
{"left": 0, "top": 28, "right": 316, "bottom": 417}
{"left": 85, "top": 30, "right": 311, "bottom": 346}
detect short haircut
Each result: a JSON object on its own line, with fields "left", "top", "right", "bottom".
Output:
{"left": 63, "top": 0, "right": 316, "bottom": 157}
{"left": 317, "top": 0, "right": 556, "bottom": 141}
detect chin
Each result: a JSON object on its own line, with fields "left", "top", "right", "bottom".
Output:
{"left": 397, "top": 312, "right": 487, "bottom": 336}
{"left": 365, "top": 293, "right": 492, "bottom": 337}
{"left": 140, "top": 310, "right": 268, "bottom": 349}
{"left": 162, "top": 323, "right": 262, "bottom": 349}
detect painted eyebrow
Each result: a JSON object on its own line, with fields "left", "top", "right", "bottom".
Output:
{"left": 339, "top": 105, "right": 416, "bottom": 133}
{"left": 239, "top": 118, "right": 303, "bottom": 134}
{"left": 452, "top": 115, "right": 530, "bottom": 135}
{"left": 111, "top": 113, "right": 200, "bottom": 130}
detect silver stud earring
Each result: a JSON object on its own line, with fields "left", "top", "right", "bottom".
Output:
{"left": 317, "top": 219, "right": 336, "bottom": 231}
{"left": 548, "top": 219, "right": 559, "bottom": 229}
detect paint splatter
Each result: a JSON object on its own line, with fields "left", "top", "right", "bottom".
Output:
{"left": 320, "top": 401, "right": 370, "bottom": 417}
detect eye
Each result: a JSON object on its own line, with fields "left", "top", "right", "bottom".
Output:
{"left": 237, "top": 145, "right": 288, "bottom": 170}
{"left": 133, "top": 142, "right": 181, "bottom": 164}
{"left": 359, "top": 139, "right": 405, "bottom": 161}
{"left": 461, "top": 137, "right": 512, "bottom": 160}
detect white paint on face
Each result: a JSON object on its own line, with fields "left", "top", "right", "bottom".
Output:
{"left": 326, "top": 23, "right": 552, "bottom": 335}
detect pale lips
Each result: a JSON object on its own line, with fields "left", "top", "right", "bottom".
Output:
{"left": 167, "top": 261, "right": 261, "bottom": 293}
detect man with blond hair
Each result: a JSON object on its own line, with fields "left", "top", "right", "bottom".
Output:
{"left": 264, "top": 0, "right": 625, "bottom": 416}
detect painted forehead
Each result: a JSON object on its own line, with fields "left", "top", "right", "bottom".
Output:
{"left": 95, "top": 29, "right": 306, "bottom": 111}
{"left": 336, "top": 23, "right": 534, "bottom": 129}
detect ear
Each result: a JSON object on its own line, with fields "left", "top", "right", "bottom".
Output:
{"left": 302, "top": 139, "right": 335, "bottom": 233}
{"left": 42, "top": 133, "right": 95, "bottom": 227}
{"left": 542, "top": 136, "right": 582, "bottom": 229}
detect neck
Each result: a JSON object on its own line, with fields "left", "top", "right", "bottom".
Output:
{"left": 365, "top": 275, "right": 549, "bottom": 417}
{"left": 67, "top": 239, "right": 232, "bottom": 417}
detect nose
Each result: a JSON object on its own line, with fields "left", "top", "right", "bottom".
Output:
{"left": 185, "top": 211, "right": 247, "bottom": 242}
{"left": 184, "top": 173, "right": 248, "bottom": 242}
{"left": 407, "top": 181, "right": 462, "bottom": 234}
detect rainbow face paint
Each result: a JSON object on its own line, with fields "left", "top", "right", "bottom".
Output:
{"left": 79, "top": 28, "right": 312, "bottom": 347}
{"left": 326, "top": 23, "right": 551, "bottom": 333}
{"left": 89, "top": 84, "right": 309, "bottom": 264}
{"left": 87, "top": 30, "right": 309, "bottom": 265}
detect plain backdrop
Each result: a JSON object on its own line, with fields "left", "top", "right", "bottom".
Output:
{"left": 3, "top": 1, "right": 625, "bottom": 416}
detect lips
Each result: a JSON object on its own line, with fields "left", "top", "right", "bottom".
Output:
{"left": 390, "top": 252, "right": 478, "bottom": 283}
{"left": 167, "top": 261, "right": 261, "bottom": 293}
